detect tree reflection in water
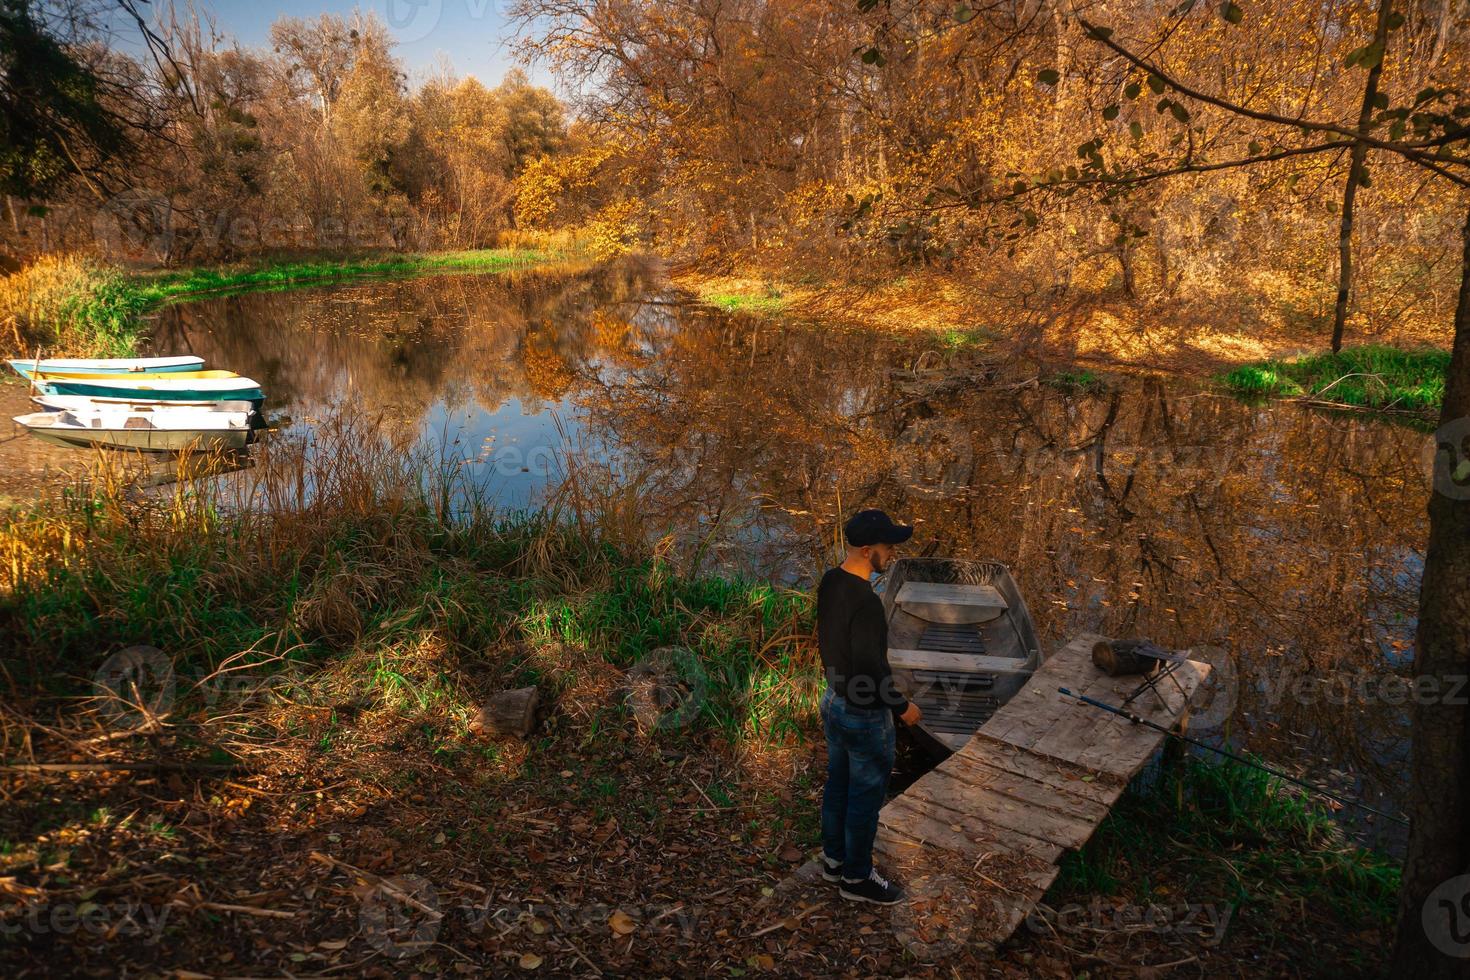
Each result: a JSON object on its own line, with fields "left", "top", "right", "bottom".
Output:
{"left": 151, "top": 257, "right": 1428, "bottom": 847}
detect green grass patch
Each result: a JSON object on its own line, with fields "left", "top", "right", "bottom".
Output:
{"left": 1045, "top": 368, "right": 1108, "bottom": 394}
{"left": 937, "top": 326, "right": 992, "bottom": 351}
{"left": 3, "top": 249, "right": 555, "bottom": 357}
{"left": 702, "top": 288, "right": 788, "bottom": 316}
{"left": 0, "top": 428, "right": 820, "bottom": 749}
{"left": 1219, "top": 345, "right": 1449, "bottom": 412}
{"left": 1053, "top": 754, "right": 1399, "bottom": 930}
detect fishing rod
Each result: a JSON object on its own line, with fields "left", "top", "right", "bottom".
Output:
{"left": 1058, "top": 687, "right": 1410, "bottom": 827}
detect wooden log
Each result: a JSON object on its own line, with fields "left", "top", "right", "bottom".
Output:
{"left": 469, "top": 686, "right": 540, "bottom": 737}
{"left": 1091, "top": 638, "right": 1166, "bottom": 677}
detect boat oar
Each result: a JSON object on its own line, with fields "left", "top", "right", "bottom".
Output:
{"left": 1057, "top": 687, "right": 1410, "bottom": 827}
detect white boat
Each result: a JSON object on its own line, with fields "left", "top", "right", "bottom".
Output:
{"left": 32, "top": 394, "right": 260, "bottom": 414}
{"left": 13, "top": 407, "right": 254, "bottom": 452}
{"left": 8, "top": 355, "right": 204, "bottom": 379}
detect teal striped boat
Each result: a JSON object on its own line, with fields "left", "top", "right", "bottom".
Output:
{"left": 33, "top": 375, "right": 264, "bottom": 408}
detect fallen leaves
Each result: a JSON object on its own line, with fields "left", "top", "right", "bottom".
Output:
{"left": 608, "top": 909, "right": 638, "bottom": 936}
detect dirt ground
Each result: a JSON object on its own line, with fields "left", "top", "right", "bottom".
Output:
{"left": 0, "top": 377, "right": 92, "bottom": 507}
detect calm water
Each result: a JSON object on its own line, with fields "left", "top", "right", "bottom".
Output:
{"left": 149, "top": 258, "right": 1432, "bottom": 848}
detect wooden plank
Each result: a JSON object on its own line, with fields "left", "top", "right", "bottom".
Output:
{"left": 932, "top": 753, "right": 1113, "bottom": 824}
{"left": 895, "top": 581, "right": 1007, "bottom": 624}
{"left": 880, "top": 793, "right": 1064, "bottom": 864}
{"left": 979, "top": 634, "right": 1103, "bottom": 748}
{"left": 1027, "top": 658, "right": 1206, "bottom": 775}
{"left": 947, "top": 733, "right": 1125, "bottom": 808}
{"left": 889, "top": 648, "right": 1034, "bottom": 673}
{"left": 906, "top": 767, "right": 1099, "bottom": 850}
{"left": 777, "top": 632, "right": 1218, "bottom": 952}
{"left": 1069, "top": 664, "right": 1210, "bottom": 777}
{"left": 989, "top": 634, "right": 1194, "bottom": 766}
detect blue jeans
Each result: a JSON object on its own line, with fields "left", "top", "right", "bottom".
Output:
{"left": 819, "top": 686, "right": 896, "bottom": 881}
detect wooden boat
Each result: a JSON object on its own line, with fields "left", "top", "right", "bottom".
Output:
{"left": 31, "top": 375, "right": 265, "bottom": 407}
{"left": 13, "top": 408, "right": 253, "bottom": 452}
{"left": 7, "top": 355, "right": 204, "bottom": 378}
{"left": 879, "top": 557, "right": 1044, "bottom": 756}
{"left": 32, "top": 393, "right": 260, "bottom": 414}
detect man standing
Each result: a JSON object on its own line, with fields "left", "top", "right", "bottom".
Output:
{"left": 816, "top": 509, "right": 923, "bottom": 905}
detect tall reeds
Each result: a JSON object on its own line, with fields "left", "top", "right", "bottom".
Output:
{"left": 0, "top": 412, "right": 820, "bottom": 745}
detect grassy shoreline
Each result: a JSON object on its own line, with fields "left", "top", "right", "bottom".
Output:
{"left": 1218, "top": 345, "right": 1450, "bottom": 413}
{"left": 675, "top": 269, "right": 1452, "bottom": 413}
{"left": 0, "top": 427, "right": 1401, "bottom": 975}
{"left": 1, "top": 248, "right": 557, "bottom": 357}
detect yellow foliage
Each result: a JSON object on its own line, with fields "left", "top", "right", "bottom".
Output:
{"left": 583, "top": 199, "right": 643, "bottom": 259}
{"left": 513, "top": 144, "right": 617, "bottom": 230}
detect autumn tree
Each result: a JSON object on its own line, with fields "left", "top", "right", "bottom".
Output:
{"left": 924, "top": 2, "right": 1467, "bottom": 972}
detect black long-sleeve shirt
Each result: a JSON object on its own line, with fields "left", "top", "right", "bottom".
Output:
{"left": 816, "top": 567, "right": 911, "bottom": 716}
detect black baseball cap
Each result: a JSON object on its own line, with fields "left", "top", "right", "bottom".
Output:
{"left": 843, "top": 509, "right": 914, "bottom": 547}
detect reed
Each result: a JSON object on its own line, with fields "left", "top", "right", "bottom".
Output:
{"left": 0, "top": 414, "right": 820, "bottom": 746}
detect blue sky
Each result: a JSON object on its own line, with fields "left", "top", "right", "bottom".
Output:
{"left": 112, "top": 0, "right": 551, "bottom": 89}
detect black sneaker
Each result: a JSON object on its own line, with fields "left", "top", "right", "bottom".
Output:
{"left": 821, "top": 854, "right": 843, "bottom": 883}
{"left": 839, "top": 868, "right": 904, "bottom": 905}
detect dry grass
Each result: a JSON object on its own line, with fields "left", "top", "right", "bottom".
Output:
{"left": 0, "top": 253, "right": 144, "bottom": 356}
{"left": 0, "top": 411, "right": 821, "bottom": 749}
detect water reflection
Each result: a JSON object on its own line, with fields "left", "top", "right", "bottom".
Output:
{"left": 151, "top": 258, "right": 1429, "bottom": 847}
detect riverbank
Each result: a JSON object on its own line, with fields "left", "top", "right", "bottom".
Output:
{"left": 1, "top": 248, "right": 557, "bottom": 357}
{"left": 1218, "top": 346, "right": 1450, "bottom": 413}
{"left": 0, "top": 431, "right": 1401, "bottom": 976}
{"left": 673, "top": 269, "right": 1453, "bottom": 412}
{"left": 0, "top": 378, "right": 91, "bottom": 508}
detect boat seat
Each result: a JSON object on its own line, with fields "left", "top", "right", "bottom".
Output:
{"left": 895, "top": 581, "right": 1008, "bottom": 624}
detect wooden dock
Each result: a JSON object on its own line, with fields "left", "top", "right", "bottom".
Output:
{"left": 779, "top": 633, "right": 1212, "bottom": 951}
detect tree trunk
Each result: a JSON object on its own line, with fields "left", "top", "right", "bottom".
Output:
{"left": 1331, "top": 0, "right": 1394, "bottom": 353}
{"left": 1390, "top": 201, "right": 1470, "bottom": 975}
{"left": 1116, "top": 241, "right": 1136, "bottom": 298}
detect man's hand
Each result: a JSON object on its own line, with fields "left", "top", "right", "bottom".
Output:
{"left": 898, "top": 701, "right": 923, "bottom": 727}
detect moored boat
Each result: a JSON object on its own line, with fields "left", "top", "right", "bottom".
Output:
{"left": 31, "top": 375, "right": 265, "bottom": 407}
{"left": 30, "top": 369, "right": 239, "bottom": 381}
{"left": 7, "top": 355, "right": 204, "bottom": 378}
{"left": 32, "top": 393, "right": 260, "bottom": 414}
{"left": 878, "top": 557, "right": 1044, "bottom": 756}
{"left": 13, "top": 407, "right": 254, "bottom": 453}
